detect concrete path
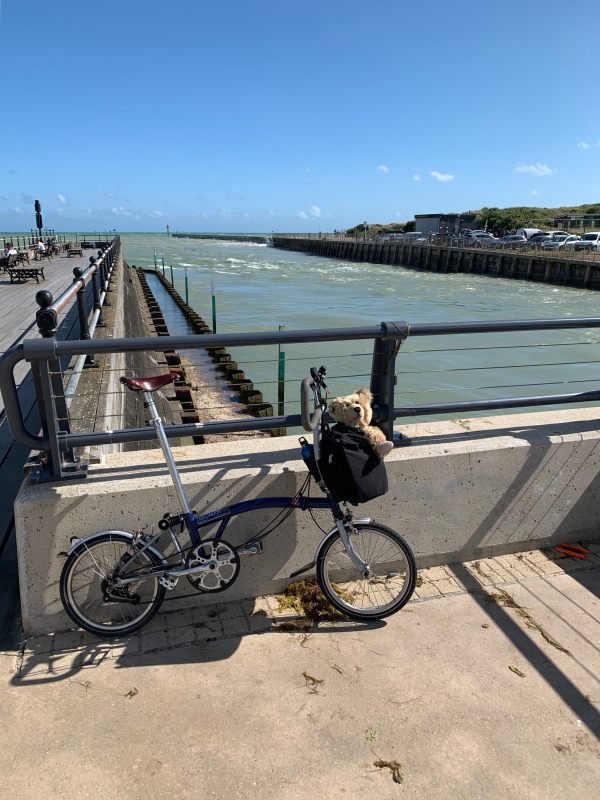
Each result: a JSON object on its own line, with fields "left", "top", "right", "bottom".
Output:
{"left": 1, "top": 549, "right": 599, "bottom": 799}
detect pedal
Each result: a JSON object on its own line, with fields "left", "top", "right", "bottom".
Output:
{"left": 159, "top": 574, "right": 179, "bottom": 590}
{"left": 237, "top": 542, "right": 263, "bottom": 557}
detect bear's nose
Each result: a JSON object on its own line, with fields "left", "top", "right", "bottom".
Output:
{"left": 353, "top": 405, "right": 361, "bottom": 415}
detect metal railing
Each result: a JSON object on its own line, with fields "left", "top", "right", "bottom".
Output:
{"left": 2, "top": 307, "right": 600, "bottom": 481}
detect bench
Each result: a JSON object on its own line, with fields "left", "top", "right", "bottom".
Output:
{"left": 0, "top": 253, "right": 17, "bottom": 272}
{"left": 8, "top": 266, "right": 45, "bottom": 283}
{"left": 67, "top": 248, "right": 83, "bottom": 257}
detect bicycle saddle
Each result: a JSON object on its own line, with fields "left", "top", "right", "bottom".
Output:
{"left": 120, "top": 373, "right": 175, "bottom": 392}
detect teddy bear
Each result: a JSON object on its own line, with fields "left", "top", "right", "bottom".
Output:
{"left": 329, "top": 388, "right": 394, "bottom": 459}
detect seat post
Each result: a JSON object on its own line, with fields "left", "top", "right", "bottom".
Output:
{"left": 144, "top": 390, "right": 192, "bottom": 515}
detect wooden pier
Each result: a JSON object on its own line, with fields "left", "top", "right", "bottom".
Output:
{"left": 273, "top": 237, "right": 600, "bottom": 290}
{"left": 0, "top": 248, "right": 99, "bottom": 646}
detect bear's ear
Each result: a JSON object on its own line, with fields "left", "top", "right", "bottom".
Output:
{"left": 356, "top": 388, "right": 372, "bottom": 404}
{"left": 330, "top": 400, "right": 342, "bottom": 416}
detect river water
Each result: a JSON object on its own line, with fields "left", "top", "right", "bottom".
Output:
{"left": 121, "top": 233, "right": 600, "bottom": 420}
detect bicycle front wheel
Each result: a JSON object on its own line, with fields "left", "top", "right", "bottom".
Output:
{"left": 60, "top": 532, "right": 165, "bottom": 637}
{"left": 317, "top": 522, "right": 416, "bottom": 620}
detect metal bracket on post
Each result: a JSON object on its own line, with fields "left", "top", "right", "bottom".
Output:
{"left": 370, "top": 321, "right": 411, "bottom": 447}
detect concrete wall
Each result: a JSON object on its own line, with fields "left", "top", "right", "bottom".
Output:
{"left": 14, "top": 406, "right": 600, "bottom": 635}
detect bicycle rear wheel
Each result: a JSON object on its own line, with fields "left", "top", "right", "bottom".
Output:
{"left": 60, "top": 532, "right": 165, "bottom": 637}
{"left": 316, "top": 522, "right": 416, "bottom": 620}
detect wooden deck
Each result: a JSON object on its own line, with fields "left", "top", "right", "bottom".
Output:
{"left": 0, "top": 249, "right": 99, "bottom": 646}
{"left": 0, "top": 249, "right": 93, "bottom": 415}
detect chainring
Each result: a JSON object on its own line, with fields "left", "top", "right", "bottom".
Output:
{"left": 185, "top": 538, "right": 240, "bottom": 592}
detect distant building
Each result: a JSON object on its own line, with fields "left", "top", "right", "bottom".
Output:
{"left": 414, "top": 213, "right": 477, "bottom": 235}
{"left": 554, "top": 213, "right": 600, "bottom": 230}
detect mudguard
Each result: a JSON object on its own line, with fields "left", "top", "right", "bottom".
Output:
{"left": 65, "top": 529, "right": 168, "bottom": 564}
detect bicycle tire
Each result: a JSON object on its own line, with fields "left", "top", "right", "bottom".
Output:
{"left": 60, "top": 532, "right": 166, "bottom": 637}
{"left": 316, "top": 522, "right": 416, "bottom": 621}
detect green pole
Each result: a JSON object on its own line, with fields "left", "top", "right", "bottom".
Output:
{"left": 161, "top": 255, "right": 165, "bottom": 278}
{"left": 153, "top": 249, "right": 157, "bottom": 270}
{"left": 184, "top": 268, "right": 189, "bottom": 304}
{"left": 211, "top": 281, "right": 217, "bottom": 333}
{"left": 278, "top": 326, "right": 286, "bottom": 424}
{"left": 170, "top": 263, "right": 174, "bottom": 286}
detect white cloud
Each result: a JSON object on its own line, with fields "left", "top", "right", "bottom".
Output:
{"left": 111, "top": 205, "right": 141, "bottom": 220}
{"left": 56, "top": 193, "right": 67, "bottom": 204}
{"left": 298, "top": 205, "right": 321, "bottom": 219}
{"left": 13, "top": 206, "right": 24, "bottom": 214}
{"left": 377, "top": 164, "right": 389, "bottom": 174}
{"left": 412, "top": 173, "right": 421, "bottom": 182}
{"left": 531, "top": 189, "right": 540, "bottom": 196}
{"left": 151, "top": 210, "right": 164, "bottom": 217}
{"left": 514, "top": 162, "right": 557, "bottom": 176}
{"left": 304, "top": 166, "right": 312, "bottom": 173}
{"left": 430, "top": 170, "right": 455, "bottom": 182}
{"left": 578, "top": 140, "right": 600, "bottom": 150}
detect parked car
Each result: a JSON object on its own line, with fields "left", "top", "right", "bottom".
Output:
{"left": 468, "top": 232, "right": 498, "bottom": 247}
{"left": 496, "top": 234, "right": 527, "bottom": 248}
{"left": 560, "top": 235, "right": 583, "bottom": 250}
{"left": 401, "top": 231, "right": 425, "bottom": 242}
{"left": 540, "top": 234, "right": 579, "bottom": 250}
{"left": 527, "top": 233, "right": 552, "bottom": 248}
{"left": 574, "top": 232, "right": 600, "bottom": 251}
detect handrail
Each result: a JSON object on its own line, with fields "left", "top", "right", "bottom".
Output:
{"left": 13, "top": 316, "right": 600, "bottom": 361}
{"left": 3, "top": 314, "right": 600, "bottom": 481}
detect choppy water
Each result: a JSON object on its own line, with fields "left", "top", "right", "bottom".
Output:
{"left": 121, "top": 233, "right": 600, "bottom": 420}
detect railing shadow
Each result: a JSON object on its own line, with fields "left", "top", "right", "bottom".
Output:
{"left": 10, "top": 609, "right": 385, "bottom": 687}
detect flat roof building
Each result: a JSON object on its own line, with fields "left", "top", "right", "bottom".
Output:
{"left": 414, "top": 213, "right": 477, "bottom": 235}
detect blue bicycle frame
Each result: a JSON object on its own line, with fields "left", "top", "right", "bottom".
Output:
{"left": 181, "top": 495, "right": 342, "bottom": 546}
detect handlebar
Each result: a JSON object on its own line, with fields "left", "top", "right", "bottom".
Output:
{"left": 300, "top": 366, "right": 327, "bottom": 431}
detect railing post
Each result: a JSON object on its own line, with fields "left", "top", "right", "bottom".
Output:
{"left": 99, "top": 249, "right": 112, "bottom": 292}
{"left": 73, "top": 267, "right": 98, "bottom": 367}
{"left": 73, "top": 267, "right": 91, "bottom": 341}
{"left": 89, "top": 257, "right": 106, "bottom": 327}
{"left": 34, "top": 290, "right": 76, "bottom": 478}
{"left": 370, "top": 322, "right": 410, "bottom": 446}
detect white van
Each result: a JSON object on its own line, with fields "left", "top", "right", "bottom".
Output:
{"left": 516, "top": 227, "right": 544, "bottom": 240}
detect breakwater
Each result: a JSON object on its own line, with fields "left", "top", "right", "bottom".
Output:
{"left": 272, "top": 237, "right": 600, "bottom": 289}
{"left": 138, "top": 268, "right": 275, "bottom": 427}
{"left": 173, "top": 233, "right": 268, "bottom": 244}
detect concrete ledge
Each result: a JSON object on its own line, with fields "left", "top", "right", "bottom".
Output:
{"left": 15, "top": 407, "right": 600, "bottom": 635}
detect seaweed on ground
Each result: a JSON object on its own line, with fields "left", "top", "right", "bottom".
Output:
{"left": 277, "top": 578, "right": 351, "bottom": 621}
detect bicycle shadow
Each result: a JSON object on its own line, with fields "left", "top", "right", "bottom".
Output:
{"left": 11, "top": 604, "right": 385, "bottom": 687}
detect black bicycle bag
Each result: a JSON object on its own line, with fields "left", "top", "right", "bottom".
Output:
{"left": 317, "top": 423, "right": 388, "bottom": 506}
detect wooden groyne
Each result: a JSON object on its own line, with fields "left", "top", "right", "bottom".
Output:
{"left": 137, "top": 268, "right": 276, "bottom": 430}
{"left": 272, "top": 237, "right": 600, "bottom": 289}
{"left": 173, "top": 233, "right": 268, "bottom": 244}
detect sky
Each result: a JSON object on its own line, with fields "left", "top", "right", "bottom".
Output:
{"left": 1, "top": 0, "right": 599, "bottom": 233}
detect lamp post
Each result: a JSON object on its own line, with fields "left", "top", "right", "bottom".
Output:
{"left": 363, "top": 221, "right": 368, "bottom": 241}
